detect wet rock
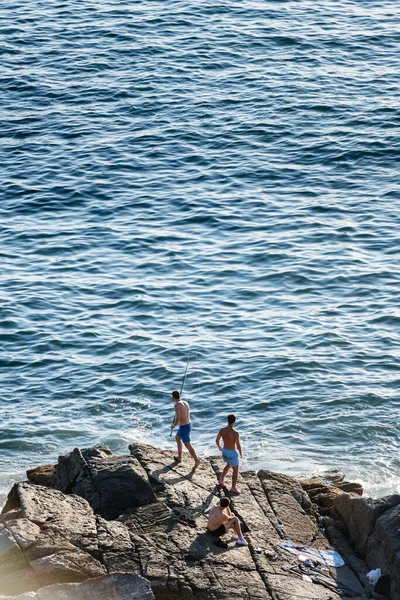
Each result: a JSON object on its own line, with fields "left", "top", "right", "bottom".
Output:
{"left": 321, "top": 470, "right": 345, "bottom": 484}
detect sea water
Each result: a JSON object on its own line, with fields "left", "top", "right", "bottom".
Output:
{"left": 0, "top": 0, "right": 399, "bottom": 507}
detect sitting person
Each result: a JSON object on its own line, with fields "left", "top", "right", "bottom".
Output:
{"left": 207, "top": 497, "right": 248, "bottom": 546}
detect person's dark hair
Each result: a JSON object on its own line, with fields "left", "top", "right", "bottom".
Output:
{"left": 227, "top": 414, "right": 236, "bottom": 425}
{"left": 172, "top": 390, "right": 180, "bottom": 400}
{"left": 220, "top": 497, "right": 230, "bottom": 508}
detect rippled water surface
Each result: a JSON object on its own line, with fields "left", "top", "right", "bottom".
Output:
{"left": 1, "top": 0, "right": 399, "bottom": 506}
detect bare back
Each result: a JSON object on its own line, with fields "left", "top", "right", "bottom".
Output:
{"left": 175, "top": 400, "right": 190, "bottom": 426}
{"left": 208, "top": 505, "right": 228, "bottom": 530}
{"left": 219, "top": 425, "right": 239, "bottom": 450}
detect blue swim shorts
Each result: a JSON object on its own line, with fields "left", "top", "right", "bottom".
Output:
{"left": 177, "top": 423, "right": 191, "bottom": 443}
{"left": 222, "top": 448, "right": 240, "bottom": 467}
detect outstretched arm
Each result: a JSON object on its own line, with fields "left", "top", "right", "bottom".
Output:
{"left": 236, "top": 433, "right": 243, "bottom": 459}
{"left": 215, "top": 430, "right": 223, "bottom": 451}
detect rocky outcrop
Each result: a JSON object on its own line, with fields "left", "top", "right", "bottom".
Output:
{"left": 0, "top": 482, "right": 106, "bottom": 595}
{"left": 0, "top": 444, "right": 385, "bottom": 600}
{"left": 52, "top": 446, "right": 157, "bottom": 519}
{"left": 334, "top": 492, "right": 400, "bottom": 600}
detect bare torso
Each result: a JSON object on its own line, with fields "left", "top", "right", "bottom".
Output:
{"left": 219, "top": 425, "right": 238, "bottom": 450}
{"left": 175, "top": 400, "right": 190, "bottom": 426}
{"left": 208, "top": 505, "right": 229, "bottom": 531}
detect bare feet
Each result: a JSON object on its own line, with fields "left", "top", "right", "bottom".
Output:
{"left": 218, "top": 480, "right": 226, "bottom": 487}
{"left": 174, "top": 456, "right": 182, "bottom": 463}
{"left": 230, "top": 488, "right": 241, "bottom": 495}
{"left": 193, "top": 459, "right": 201, "bottom": 470}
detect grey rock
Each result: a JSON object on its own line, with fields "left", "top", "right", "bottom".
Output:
{"left": 335, "top": 481, "right": 363, "bottom": 495}
{"left": 54, "top": 447, "right": 157, "bottom": 519}
{"left": 258, "top": 471, "right": 325, "bottom": 546}
{"left": 36, "top": 573, "right": 154, "bottom": 599}
{"left": 0, "top": 507, "right": 23, "bottom": 525}
{"left": 5, "top": 518, "right": 41, "bottom": 548}
{"left": 30, "top": 551, "right": 105, "bottom": 587}
{"left": 130, "top": 443, "right": 219, "bottom": 517}
{"left": 365, "top": 503, "right": 400, "bottom": 599}
{"left": 0, "top": 483, "right": 107, "bottom": 591}
{"left": 334, "top": 493, "right": 400, "bottom": 556}
{"left": 0, "top": 594, "right": 38, "bottom": 600}
{"left": 326, "top": 525, "right": 371, "bottom": 594}
{"left": 96, "top": 516, "right": 140, "bottom": 574}
{"left": 320, "top": 469, "right": 345, "bottom": 484}
{"left": 1, "top": 444, "right": 377, "bottom": 600}
{"left": 17, "top": 482, "right": 99, "bottom": 555}
{"left": 54, "top": 447, "right": 113, "bottom": 494}
{"left": 1, "top": 483, "right": 20, "bottom": 515}
{"left": 0, "top": 528, "right": 40, "bottom": 596}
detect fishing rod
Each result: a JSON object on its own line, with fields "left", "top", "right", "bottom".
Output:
{"left": 170, "top": 346, "right": 192, "bottom": 437}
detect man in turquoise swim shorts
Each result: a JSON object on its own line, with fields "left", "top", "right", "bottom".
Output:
{"left": 171, "top": 390, "right": 200, "bottom": 470}
{"left": 215, "top": 414, "right": 243, "bottom": 494}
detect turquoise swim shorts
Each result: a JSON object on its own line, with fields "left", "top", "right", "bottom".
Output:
{"left": 222, "top": 448, "right": 239, "bottom": 467}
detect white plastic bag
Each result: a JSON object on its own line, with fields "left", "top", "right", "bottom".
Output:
{"left": 366, "top": 568, "right": 382, "bottom": 585}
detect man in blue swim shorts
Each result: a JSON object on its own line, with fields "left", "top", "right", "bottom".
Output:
{"left": 171, "top": 390, "right": 200, "bottom": 470}
{"left": 215, "top": 414, "right": 243, "bottom": 494}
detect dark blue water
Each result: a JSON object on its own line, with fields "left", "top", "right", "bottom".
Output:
{"left": 1, "top": 0, "right": 399, "bottom": 505}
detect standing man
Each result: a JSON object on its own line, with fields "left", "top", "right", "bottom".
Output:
{"left": 171, "top": 390, "right": 200, "bottom": 470}
{"left": 215, "top": 414, "right": 242, "bottom": 494}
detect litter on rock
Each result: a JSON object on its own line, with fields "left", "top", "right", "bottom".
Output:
{"left": 366, "top": 568, "right": 382, "bottom": 585}
{"left": 279, "top": 542, "right": 345, "bottom": 567}
{"left": 264, "top": 549, "right": 289, "bottom": 561}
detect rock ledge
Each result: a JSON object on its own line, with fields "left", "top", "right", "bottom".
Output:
{"left": 0, "top": 444, "right": 398, "bottom": 600}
